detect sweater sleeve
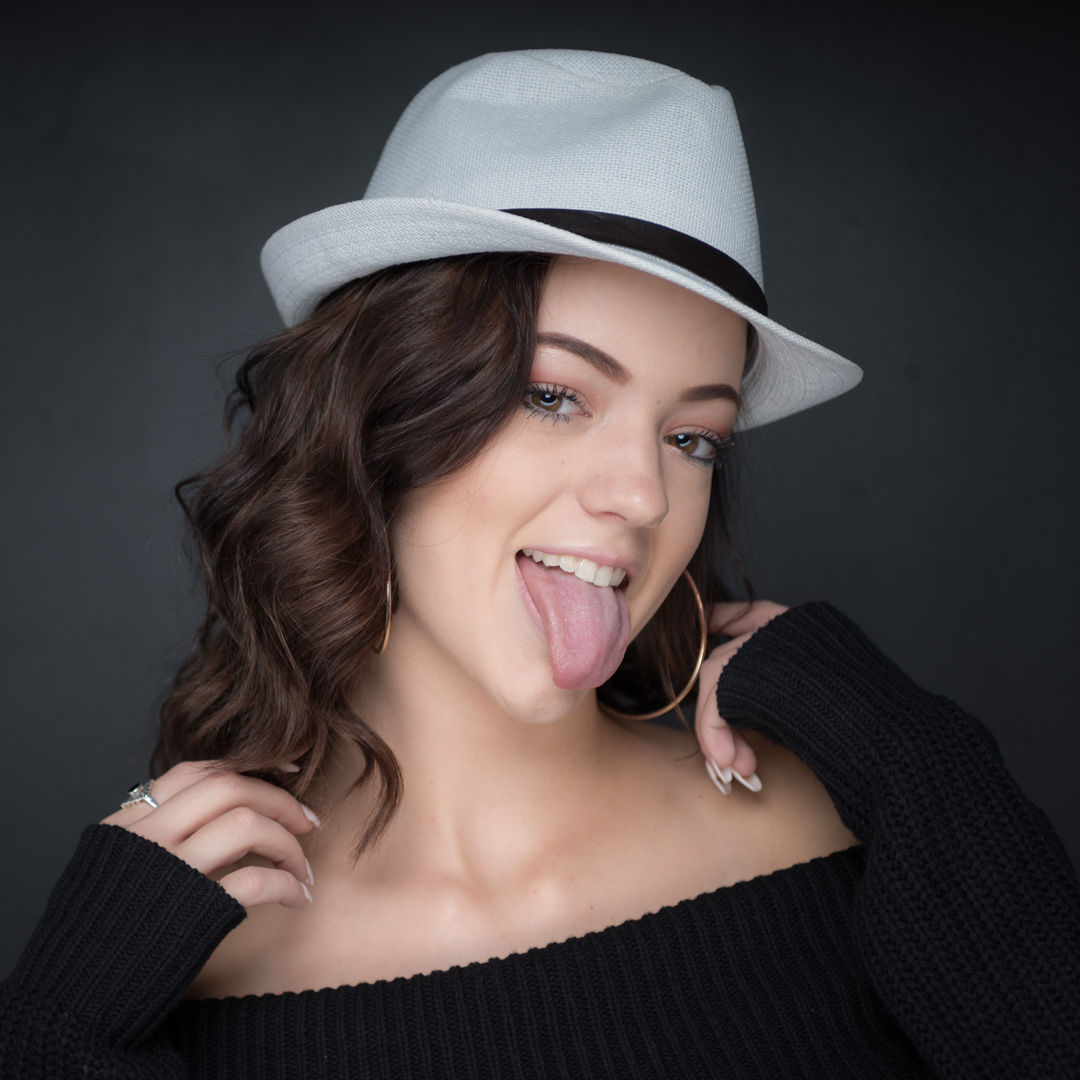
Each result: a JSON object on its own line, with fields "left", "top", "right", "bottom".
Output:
{"left": 714, "top": 601, "right": 1080, "bottom": 1079}
{"left": 0, "top": 822, "right": 246, "bottom": 1079}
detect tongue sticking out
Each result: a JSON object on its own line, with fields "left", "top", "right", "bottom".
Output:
{"left": 517, "top": 554, "right": 632, "bottom": 690}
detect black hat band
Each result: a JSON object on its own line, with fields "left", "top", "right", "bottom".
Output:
{"left": 503, "top": 208, "right": 768, "bottom": 318}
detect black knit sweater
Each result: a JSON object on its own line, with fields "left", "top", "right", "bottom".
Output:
{"left": 3, "top": 604, "right": 1078, "bottom": 1078}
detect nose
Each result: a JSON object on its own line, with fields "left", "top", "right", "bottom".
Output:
{"left": 576, "top": 429, "right": 669, "bottom": 529}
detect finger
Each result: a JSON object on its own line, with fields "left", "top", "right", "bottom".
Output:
{"left": 709, "top": 600, "right": 788, "bottom": 637}
{"left": 102, "top": 800, "right": 157, "bottom": 829}
{"left": 130, "top": 770, "right": 317, "bottom": 848}
{"left": 698, "top": 717, "right": 761, "bottom": 794}
{"left": 704, "top": 756, "right": 732, "bottom": 795}
{"left": 695, "top": 652, "right": 735, "bottom": 768}
{"left": 695, "top": 651, "right": 761, "bottom": 793}
{"left": 702, "top": 719, "right": 736, "bottom": 773}
{"left": 218, "top": 865, "right": 313, "bottom": 910}
{"left": 695, "top": 640, "right": 747, "bottom": 715}
{"left": 702, "top": 633, "right": 752, "bottom": 673}
{"left": 730, "top": 732, "right": 760, "bottom": 791}
{"left": 708, "top": 600, "right": 753, "bottom": 634}
{"left": 176, "top": 806, "right": 313, "bottom": 886}
{"left": 135, "top": 760, "right": 229, "bottom": 804}
{"left": 101, "top": 760, "right": 223, "bottom": 828}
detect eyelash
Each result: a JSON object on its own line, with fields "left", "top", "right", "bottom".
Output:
{"left": 522, "top": 383, "right": 585, "bottom": 423}
{"left": 522, "top": 383, "right": 735, "bottom": 470}
{"left": 673, "top": 429, "right": 735, "bottom": 470}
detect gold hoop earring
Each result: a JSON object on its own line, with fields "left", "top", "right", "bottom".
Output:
{"left": 374, "top": 575, "right": 392, "bottom": 654}
{"left": 600, "top": 569, "right": 706, "bottom": 721}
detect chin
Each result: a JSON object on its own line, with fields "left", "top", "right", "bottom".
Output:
{"left": 492, "top": 679, "right": 592, "bottom": 726}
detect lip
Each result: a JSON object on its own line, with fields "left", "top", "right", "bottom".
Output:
{"left": 516, "top": 546, "right": 640, "bottom": 586}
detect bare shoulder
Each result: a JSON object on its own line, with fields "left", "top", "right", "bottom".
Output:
{"left": 624, "top": 720, "right": 858, "bottom": 882}
{"left": 734, "top": 728, "right": 859, "bottom": 869}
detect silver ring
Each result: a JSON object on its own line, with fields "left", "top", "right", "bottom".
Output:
{"left": 120, "top": 780, "right": 159, "bottom": 810}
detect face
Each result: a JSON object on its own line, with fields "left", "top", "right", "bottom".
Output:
{"left": 389, "top": 257, "right": 747, "bottom": 722}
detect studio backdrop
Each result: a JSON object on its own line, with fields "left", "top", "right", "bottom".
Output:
{"left": 2, "top": 0, "right": 1077, "bottom": 977}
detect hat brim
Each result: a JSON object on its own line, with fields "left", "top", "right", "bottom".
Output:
{"left": 261, "top": 198, "right": 862, "bottom": 430}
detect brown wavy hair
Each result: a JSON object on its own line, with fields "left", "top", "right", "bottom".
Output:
{"left": 153, "top": 252, "right": 751, "bottom": 856}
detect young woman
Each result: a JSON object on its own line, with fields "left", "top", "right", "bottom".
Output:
{"left": 2, "top": 50, "right": 1077, "bottom": 1079}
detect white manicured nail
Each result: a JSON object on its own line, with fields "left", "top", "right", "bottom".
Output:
{"left": 732, "top": 769, "right": 762, "bottom": 792}
{"left": 305, "top": 858, "right": 314, "bottom": 887}
{"left": 276, "top": 761, "right": 301, "bottom": 773}
{"left": 705, "top": 758, "right": 732, "bottom": 795}
{"left": 301, "top": 804, "right": 322, "bottom": 828}
{"left": 301, "top": 882, "right": 313, "bottom": 903}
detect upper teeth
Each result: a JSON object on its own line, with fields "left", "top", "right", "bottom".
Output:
{"left": 522, "top": 549, "right": 627, "bottom": 587}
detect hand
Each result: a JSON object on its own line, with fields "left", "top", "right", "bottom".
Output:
{"left": 101, "top": 761, "right": 319, "bottom": 909}
{"left": 695, "top": 600, "right": 789, "bottom": 795}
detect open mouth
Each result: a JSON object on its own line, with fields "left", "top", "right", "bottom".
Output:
{"left": 515, "top": 548, "right": 633, "bottom": 691}
{"left": 519, "top": 548, "right": 629, "bottom": 589}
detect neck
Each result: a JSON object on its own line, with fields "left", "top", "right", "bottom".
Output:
{"left": 315, "top": 628, "right": 632, "bottom": 889}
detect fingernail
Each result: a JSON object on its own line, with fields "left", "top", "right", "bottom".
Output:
{"left": 276, "top": 762, "right": 301, "bottom": 774}
{"left": 301, "top": 882, "right": 313, "bottom": 903}
{"left": 705, "top": 758, "right": 732, "bottom": 795}
{"left": 305, "top": 857, "right": 314, "bottom": 887}
{"left": 301, "top": 804, "right": 322, "bottom": 828}
{"left": 732, "top": 769, "right": 762, "bottom": 793}
{"left": 704, "top": 757, "right": 732, "bottom": 785}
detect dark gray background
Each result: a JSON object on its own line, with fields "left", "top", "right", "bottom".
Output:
{"left": 3, "top": 1, "right": 1077, "bottom": 977}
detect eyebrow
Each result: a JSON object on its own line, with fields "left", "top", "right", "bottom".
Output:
{"left": 679, "top": 382, "right": 742, "bottom": 406}
{"left": 537, "top": 332, "right": 631, "bottom": 386}
{"left": 536, "top": 331, "right": 742, "bottom": 408}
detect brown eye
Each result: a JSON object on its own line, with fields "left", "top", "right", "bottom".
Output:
{"left": 667, "top": 432, "right": 712, "bottom": 460}
{"left": 523, "top": 384, "right": 582, "bottom": 419}
{"left": 529, "top": 389, "right": 564, "bottom": 413}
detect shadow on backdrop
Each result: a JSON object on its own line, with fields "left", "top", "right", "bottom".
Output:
{"left": 2, "top": 0, "right": 1077, "bottom": 976}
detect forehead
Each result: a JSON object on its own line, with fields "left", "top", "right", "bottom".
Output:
{"left": 537, "top": 257, "right": 748, "bottom": 384}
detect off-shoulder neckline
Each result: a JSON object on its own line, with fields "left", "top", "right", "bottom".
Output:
{"left": 178, "top": 842, "right": 863, "bottom": 1007}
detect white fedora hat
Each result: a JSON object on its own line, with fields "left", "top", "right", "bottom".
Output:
{"left": 261, "top": 49, "right": 862, "bottom": 429}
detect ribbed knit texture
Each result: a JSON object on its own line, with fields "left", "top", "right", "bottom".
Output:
{"left": 713, "top": 602, "right": 1080, "bottom": 1078}
{"left": 3, "top": 603, "right": 1078, "bottom": 1077}
{"left": 0, "top": 824, "right": 244, "bottom": 1078}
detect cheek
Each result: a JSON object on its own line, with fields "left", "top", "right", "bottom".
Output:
{"left": 628, "top": 471, "right": 712, "bottom": 634}
{"left": 390, "top": 488, "right": 478, "bottom": 632}
{"left": 669, "top": 467, "right": 713, "bottom": 552}
{"left": 389, "top": 452, "right": 533, "bottom": 625}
